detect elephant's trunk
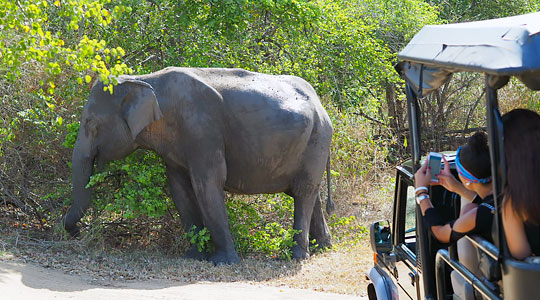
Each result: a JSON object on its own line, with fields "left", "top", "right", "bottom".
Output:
{"left": 64, "top": 135, "right": 95, "bottom": 237}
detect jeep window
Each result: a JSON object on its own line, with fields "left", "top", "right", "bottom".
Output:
{"left": 404, "top": 185, "right": 417, "bottom": 252}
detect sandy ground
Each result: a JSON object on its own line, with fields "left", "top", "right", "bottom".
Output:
{"left": 0, "top": 260, "right": 368, "bottom": 300}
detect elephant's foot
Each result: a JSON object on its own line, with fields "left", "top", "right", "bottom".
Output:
{"left": 309, "top": 218, "right": 332, "bottom": 252}
{"left": 184, "top": 245, "right": 210, "bottom": 261}
{"left": 310, "top": 237, "right": 332, "bottom": 252}
{"left": 63, "top": 220, "right": 81, "bottom": 238}
{"left": 209, "top": 250, "right": 240, "bottom": 265}
{"left": 291, "top": 244, "right": 310, "bottom": 260}
{"left": 66, "top": 226, "right": 80, "bottom": 237}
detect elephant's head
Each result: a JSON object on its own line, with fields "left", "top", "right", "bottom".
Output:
{"left": 64, "top": 77, "right": 162, "bottom": 236}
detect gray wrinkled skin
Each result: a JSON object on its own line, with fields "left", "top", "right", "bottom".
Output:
{"left": 64, "top": 67, "right": 333, "bottom": 265}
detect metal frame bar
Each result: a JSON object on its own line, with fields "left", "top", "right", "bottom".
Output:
{"left": 406, "top": 83, "right": 421, "bottom": 172}
{"left": 405, "top": 80, "right": 436, "bottom": 298}
{"left": 465, "top": 235, "right": 499, "bottom": 260}
{"left": 435, "top": 249, "right": 502, "bottom": 300}
{"left": 485, "top": 80, "right": 506, "bottom": 255}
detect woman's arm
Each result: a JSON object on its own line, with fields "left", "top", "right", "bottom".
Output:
{"left": 460, "top": 202, "right": 478, "bottom": 216}
{"left": 427, "top": 208, "right": 478, "bottom": 243}
{"left": 503, "top": 198, "right": 531, "bottom": 260}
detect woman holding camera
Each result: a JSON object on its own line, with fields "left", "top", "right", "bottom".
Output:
{"left": 414, "top": 132, "right": 494, "bottom": 244}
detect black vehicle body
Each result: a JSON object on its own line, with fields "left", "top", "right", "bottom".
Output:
{"left": 366, "top": 12, "right": 540, "bottom": 300}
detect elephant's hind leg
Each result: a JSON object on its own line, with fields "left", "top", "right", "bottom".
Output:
{"left": 310, "top": 193, "right": 332, "bottom": 250}
{"left": 290, "top": 132, "right": 332, "bottom": 259}
{"left": 290, "top": 186, "right": 319, "bottom": 260}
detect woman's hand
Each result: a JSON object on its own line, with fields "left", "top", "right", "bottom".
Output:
{"left": 414, "top": 159, "right": 432, "bottom": 188}
{"left": 436, "top": 156, "right": 462, "bottom": 193}
{"left": 415, "top": 159, "right": 434, "bottom": 213}
{"left": 436, "top": 156, "right": 476, "bottom": 201}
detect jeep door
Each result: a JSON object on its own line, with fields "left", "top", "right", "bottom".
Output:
{"left": 392, "top": 167, "right": 422, "bottom": 300}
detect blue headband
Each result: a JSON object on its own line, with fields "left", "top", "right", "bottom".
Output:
{"left": 455, "top": 147, "right": 491, "bottom": 184}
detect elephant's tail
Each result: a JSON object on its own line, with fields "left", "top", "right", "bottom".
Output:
{"left": 325, "top": 155, "right": 335, "bottom": 214}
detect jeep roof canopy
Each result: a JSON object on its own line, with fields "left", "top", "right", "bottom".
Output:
{"left": 397, "top": 11, "right": 540, "bottom": 179}
{"left": 396, "top": 12, "right": 540, "bottom": 300}
{"left": 399, "top": 12, "right": 540, "bottom": 94}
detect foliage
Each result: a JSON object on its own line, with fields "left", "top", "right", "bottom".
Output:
{"left": 328, "top": 215, "right": 368, "bottom": 244}
{"left": 326, "top": 103, "right": 394, "bottom": 177}
{"left": 430, "top": 0, "right": 540, "bottom": 23}
{"left": 0, "top": 0, "right": 133, "bottom": 224}
{"left": 102, "top": 0, "right": 430, "bottom": 111}
{"left": 0, "top": 0, "right": 133, "bottom": 90}
{"left": 362, "top": 0, "right": 439, "bottom": 52}
{"left": 61, "top": 122, "right": 80, "bottom": 148}
{"left": 85, "top": 151, "right": 170, "bottom": 219}
{"left": 4, "top": 0, "right": 536, "bottom": 259}
{"left": 226, "top": 193, "right": 299, "bottom": 260}
{"left": 60, "top": 117, "right": 170, "bottom": 219}
{"left": 184, "top": 225, "right": 214, "bottom": 253}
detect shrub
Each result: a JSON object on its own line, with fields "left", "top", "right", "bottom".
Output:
{"left": 226, "top": 193, "right": 299, "bottom": 260}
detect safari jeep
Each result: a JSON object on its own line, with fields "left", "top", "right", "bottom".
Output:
{"left": 365, "top": 12, "right": 540, "bottom": 300}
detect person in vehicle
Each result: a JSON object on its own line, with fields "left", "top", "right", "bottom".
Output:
{"left": 414, "top": 132, "right": 494, "bottom": 244}
{"left": 502, "top": 109, "right": 540, "bottom": 260}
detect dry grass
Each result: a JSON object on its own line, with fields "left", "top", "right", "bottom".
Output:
{"left": 0, "top": 228, "right": 376, "bottom": 297}
{"left": 332, "top": 172, "right": 394, "bottom": 225}
{"left": 270, "top": 243, "right": 374, "bottom": 295}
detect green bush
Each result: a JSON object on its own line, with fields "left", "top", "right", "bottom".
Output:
{"left": 85, "top": 151, "right": 170, "bottom": 219}
{"left": 184, "top": 225, "right": 214, "bottom": 253}
{"left": 226, "top": 193, "right": 299, "bottom": 260}
{"left": 0, "top": 0, "right": 133, "bottom": 224}
{"left": 328, "top": 215, "right": 368, "bottom": 245}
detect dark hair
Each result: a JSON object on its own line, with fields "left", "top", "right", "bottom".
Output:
{"left": 459, "top": 131, "right": 491, "bottom": 180}
{"left": 503, "top": 109, "right": 540, "bottom": 224}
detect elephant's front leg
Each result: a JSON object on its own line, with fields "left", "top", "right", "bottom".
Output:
{"left": 166, "top": 165, "right": 208, "bottom": 260}
{"left": 189, "top": 158, "right": 239, "bottom": 265}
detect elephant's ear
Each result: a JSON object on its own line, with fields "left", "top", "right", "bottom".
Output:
{"left": 118, "top": 78, "right": 163, "bottom": 140}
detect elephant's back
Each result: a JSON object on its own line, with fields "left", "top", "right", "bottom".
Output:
{"left": 141, "top": 67, "right": 332, "bottom": 193}
{"left": 197, "top": 70, "right": 330, "bottom": 194}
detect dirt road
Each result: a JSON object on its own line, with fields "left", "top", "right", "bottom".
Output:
{"left": 0, "top": 260, "right": 367, "bottom": 300}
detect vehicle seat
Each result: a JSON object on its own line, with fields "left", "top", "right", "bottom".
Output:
{"left": 451, "top": 197, "right": 482, "bottom": 300}
{"left": 451, "top": 270, "right": 475, "bottom": 300}
{"left": 502, "top": 257, "right": 540, "bottom": 299}
{"left": 457, "top": 235, "right": 480, "bottom": 275}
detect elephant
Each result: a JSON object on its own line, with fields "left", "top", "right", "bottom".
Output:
{"left": 63, "top": 67, "right": 334, "bottom": 265}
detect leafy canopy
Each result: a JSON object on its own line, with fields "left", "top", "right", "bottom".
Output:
{"left": 0, "top": 0, "right": 132, "bottom": 93}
